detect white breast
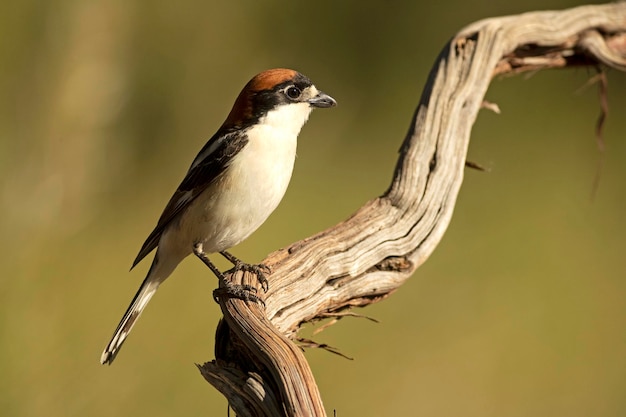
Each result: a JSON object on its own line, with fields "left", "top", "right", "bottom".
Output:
{"left": 173, "top": 102, "right": 313, "bottom": 254}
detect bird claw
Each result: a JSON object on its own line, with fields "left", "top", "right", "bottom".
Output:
{"left": 213, "top": 283, "right": 265, "bottom": 306}
{"left": 212, "top": 262, "right": 268, "bottom": 305}
{"left": 218, "top": 251, "right": 270, "bottom": 292}
{"left": 231, "top": 262, "right": 270, "bottom": 292}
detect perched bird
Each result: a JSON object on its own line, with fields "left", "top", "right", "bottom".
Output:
{"left": 101, "top": 68, "right": 336, "bottom": 365}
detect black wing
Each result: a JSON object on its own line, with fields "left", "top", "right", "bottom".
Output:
{"left": 131, "top": 130, "right": 248, "bottom": 269}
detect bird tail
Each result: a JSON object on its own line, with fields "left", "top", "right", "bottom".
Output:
{"left": 100, "top": 270, "right": 160, "bottom": 365}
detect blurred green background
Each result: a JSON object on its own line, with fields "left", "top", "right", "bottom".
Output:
{"left": 1, "top": 0, "right": 625, "bottom": 416}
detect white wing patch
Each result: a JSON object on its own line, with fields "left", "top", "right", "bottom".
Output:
{"left": 190, "top": 135, "right": 227, "bottom": 170}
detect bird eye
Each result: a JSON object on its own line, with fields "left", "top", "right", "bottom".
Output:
{"left": 285, "top": 86, "right": 302, "bottom": 100}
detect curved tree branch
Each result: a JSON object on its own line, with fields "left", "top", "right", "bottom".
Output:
{"left": 198, "top": 3, "right": 626, "bottom": 416}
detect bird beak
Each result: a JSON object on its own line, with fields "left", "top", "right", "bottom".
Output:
{"left": 308, "top": 91, "right": 337, "bottom": 108}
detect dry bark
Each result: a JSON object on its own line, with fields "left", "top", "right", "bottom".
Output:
{"left": 198, "top": 3, "right": 626, "bottom": 416}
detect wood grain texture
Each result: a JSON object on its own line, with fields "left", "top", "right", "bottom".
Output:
{"left": 198, "top": 4, "right": 626, "bottom": 416}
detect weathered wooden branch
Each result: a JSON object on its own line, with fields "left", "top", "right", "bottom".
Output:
{"left": 198, "top": 3, "right": 626, "bottom": 416}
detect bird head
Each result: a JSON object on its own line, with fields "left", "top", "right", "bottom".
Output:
{"left": 221, "top": 68, "right": 336, "bottom": 130}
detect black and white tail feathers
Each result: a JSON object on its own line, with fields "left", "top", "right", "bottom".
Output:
{"left": 100, "top": 275, "right": 159, "bottom": 365}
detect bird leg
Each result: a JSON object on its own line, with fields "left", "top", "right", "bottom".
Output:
{"left": 219, "top": 250, "right": 270, "bottom": 292}
{"left": 192, "top": 243, "right": 263, "bottom": 305}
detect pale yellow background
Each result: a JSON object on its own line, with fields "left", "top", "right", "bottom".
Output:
{"left": 1, "top": 1, "right": 625, "bottom": 416}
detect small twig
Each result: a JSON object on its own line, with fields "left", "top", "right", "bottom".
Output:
{"left": 481, "top": 100, "right": 501, "bottom": 114}
{"left": 591, "top": 68, "right": 609, "bottom": 201}
{"left": 296, "top": 338, "right": 354, "bottom": 360}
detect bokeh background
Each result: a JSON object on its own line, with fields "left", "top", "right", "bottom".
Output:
{"left": 1, "top": 0, "right": 625, "bottom": 416}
